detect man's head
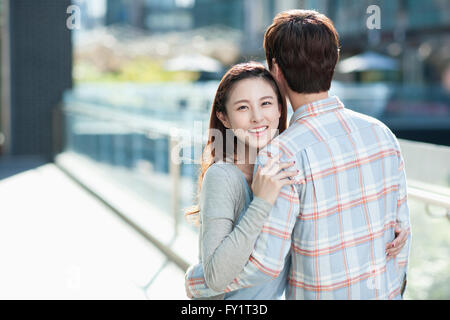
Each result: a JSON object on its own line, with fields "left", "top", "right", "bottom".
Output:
{"left": 264, "top": 9, "right": 340, "bottom": 94}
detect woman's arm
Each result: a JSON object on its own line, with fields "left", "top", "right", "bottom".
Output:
{"left": 185, "top": 159, "right": 296, "bottom": 298}
{"left": 184, "top": 191, "right": 272, "bottom": 298}
{"left": 199, "top": 165, "right": 274, "bottom": 292}
{"left": 184, "top": 196, "right": 273, "bottom": 298}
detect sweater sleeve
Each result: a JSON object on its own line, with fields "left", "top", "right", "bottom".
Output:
{"left": 198, "top": 164, "right": 273, "bottom": 293}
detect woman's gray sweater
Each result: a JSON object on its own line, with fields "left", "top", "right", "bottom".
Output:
{"left": 198, "top": 162, "right": 273, "bottom": 296}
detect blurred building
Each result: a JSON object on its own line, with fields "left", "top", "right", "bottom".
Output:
{"left": 322, "top": 0, "right": 450, "bottom": 86}
{"left": 99, "top": 0, "right": 450, "bottom": 80}
{"left": 102, "top": 0, "right": 274, "bottom": 56}
{"left": 105, "top": 0, "right": 194, "bottom": 32}
{"left": 0, "top": 0, "right": 72, "bottom": 159}
{"left": 105, "top": 0, "right": 129, "bottom": 26}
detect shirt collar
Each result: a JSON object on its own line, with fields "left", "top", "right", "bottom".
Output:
{"left": 289, "top": 95, "right": 344, "bottom": 127}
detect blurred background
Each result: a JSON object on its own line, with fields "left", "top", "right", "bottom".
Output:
{"left": 0, "top": 0, "right": 449, "bottom": 300}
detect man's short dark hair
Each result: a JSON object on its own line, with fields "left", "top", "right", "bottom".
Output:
{"left": 264, "top": 9, "right": 340, "bottom": 93}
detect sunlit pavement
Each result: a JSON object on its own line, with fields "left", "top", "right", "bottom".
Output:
{"left": 0, "top": 162, "right": 187, "bottom": 299}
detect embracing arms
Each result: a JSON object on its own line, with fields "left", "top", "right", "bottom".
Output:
{"left": 195, "top": 164, "right": 275, "bottom": 293}
{"left": 186, "top": 152, "right": 300, "bottom": 298}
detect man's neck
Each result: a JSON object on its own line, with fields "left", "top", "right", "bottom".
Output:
{"left": 287, "top": 91, "right": 330, "bottom": 113}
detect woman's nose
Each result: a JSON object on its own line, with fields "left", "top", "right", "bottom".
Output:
{"left": 251, "top": 107, "right": 264, "bottom": 123}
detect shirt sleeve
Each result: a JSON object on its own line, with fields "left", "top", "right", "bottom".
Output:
{"left": 185, "top": 263, "right": 225, "bottom": 299}
{"left": 187, "top": 147, "right": 302, "bottom": 297}
{"left": 185, "top": 165, "right": 274, "bottom": 298}
{"left": 395, "top": 151, "right": 411, "bottom": 289}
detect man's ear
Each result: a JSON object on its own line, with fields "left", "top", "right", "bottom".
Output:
{"left": 271, "top": 59, "right": 285, "bottom": 83}
{"left": 271, "top": 58, "right": 277, "bottom": 71}
{"left": 216, "top": 111, "right": 231, "bottom": 128}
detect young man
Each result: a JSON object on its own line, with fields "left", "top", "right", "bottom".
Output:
{"left": 187, "top": 9, "right": 411, "bottom": 299}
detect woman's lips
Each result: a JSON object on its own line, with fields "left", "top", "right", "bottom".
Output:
{"left": 248, "top": 126, "right": 269, "bottom": 137}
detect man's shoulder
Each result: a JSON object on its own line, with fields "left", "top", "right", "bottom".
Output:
{"left": 345, "top": 108, "right": 391, "bottom": 131}
{"left": 262, "top": 120, "right": 319, "bottom": 158}
{"left": 344, "top": 108, "right": 400, "bottom": 148}
{"left": 257, "top": 130, "right": 305, "bottom": 164}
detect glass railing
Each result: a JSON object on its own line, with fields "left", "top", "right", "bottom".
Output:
{"left": 398, "top": 139, "right": 450, "bottom": 300}
{"left": 56, "top": 92, "right": 208, "bottom": 267}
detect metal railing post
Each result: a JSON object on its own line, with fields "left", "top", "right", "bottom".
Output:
{"left": 169, "top": 133, "right": 181, "bottom": 238}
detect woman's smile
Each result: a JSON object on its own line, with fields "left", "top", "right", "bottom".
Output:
{"left": 248, "top": 125, "right": 269, "bottom": 136}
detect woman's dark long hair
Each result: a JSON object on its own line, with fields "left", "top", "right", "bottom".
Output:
{"left": 185, "top": 61, "right": 287, "bottom": 221}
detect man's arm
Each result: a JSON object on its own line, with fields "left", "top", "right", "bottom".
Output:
{"left": 187, "top": 147, "right": 302, "bottom": 297}
{"left": 185, "top": 263, "right": 225, "bottom": 299}
{"left": 395, "top": 152, "right": 411, "bottom": 294}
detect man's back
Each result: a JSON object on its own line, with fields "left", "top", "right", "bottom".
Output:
{"left": 274, "top": 96, "right": 410, "bottom": 299}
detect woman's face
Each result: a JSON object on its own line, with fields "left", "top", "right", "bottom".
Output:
{"left": 218, "top": 78, "right": 281, "bottom": 151}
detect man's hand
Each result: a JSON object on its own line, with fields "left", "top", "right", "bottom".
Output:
{"left": 385, "top": 223, "right": 409, "bottom": 260}
{"left": 185, "top": 277, "right": 193, "bottom": 299}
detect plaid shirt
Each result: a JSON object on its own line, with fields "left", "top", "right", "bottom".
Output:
{"left": 186, "top": 96, "right": 411, "bottom": 299}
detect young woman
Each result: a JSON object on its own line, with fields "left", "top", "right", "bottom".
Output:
{"left": 184, "top": 62, "right": 295, "bottom": 299}
{"left": 184, "top": 62, "right": 408, "bottom": 299}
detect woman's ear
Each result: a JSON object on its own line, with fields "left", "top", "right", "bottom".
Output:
{"left": 216, "top": 111, "right": 231, "bottom": 128}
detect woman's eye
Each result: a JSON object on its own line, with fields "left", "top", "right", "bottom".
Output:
{"left": 237, "top": 105, "right": 248, "bottom": 110}
{"left": 262, "top": 101, "right": 272, "bottom": 106}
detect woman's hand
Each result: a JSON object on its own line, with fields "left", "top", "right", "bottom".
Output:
{"left": 252, "top": 153, "right": 297, "bottom": 205}
{"left": 385, "top": 223, "right": 409, "bottom": 260}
